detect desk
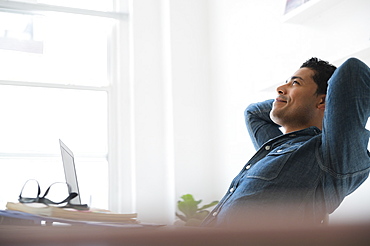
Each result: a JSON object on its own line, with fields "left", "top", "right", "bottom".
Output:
{"left": 0, "top": 209, "right": 159, "bottom": 228}
{"left": 1, "top": 222, "right": 370, "bottom": 246}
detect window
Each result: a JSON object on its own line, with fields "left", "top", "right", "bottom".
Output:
{"left": 0, "top": 12, "right": 43, "bottom": 54}
{"left": 0, "top": 0, "right": 127, "bottom": 210}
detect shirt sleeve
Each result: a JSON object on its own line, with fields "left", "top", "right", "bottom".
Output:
{"left": 321, "top": 58, "right": 370, "bottom": 192}
{"left": 244, "top": 99, "right": 283, "bottom": 150}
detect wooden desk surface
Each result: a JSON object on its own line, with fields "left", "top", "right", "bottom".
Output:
{"left": 1, "top": 222, "right": 370, "bottom": 246}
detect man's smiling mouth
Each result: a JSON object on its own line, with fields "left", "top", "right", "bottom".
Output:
{"left": 275, "top": 97, "right": 287, "bottom": 103}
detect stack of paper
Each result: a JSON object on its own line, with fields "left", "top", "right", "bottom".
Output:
{"left": 6, "top": 202, "right": 137, "bottom": 223}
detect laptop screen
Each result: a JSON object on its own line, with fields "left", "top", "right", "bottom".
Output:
{"left": 59, "top": 139, "right": 81, "bottom": 205}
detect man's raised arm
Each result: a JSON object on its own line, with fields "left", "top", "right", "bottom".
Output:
{"left": 244, "top": 99, "right": 282, "bottom": 150}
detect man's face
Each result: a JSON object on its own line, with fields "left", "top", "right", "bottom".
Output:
{"left": 270, "top": 67, "right": 325, "bottom": 133}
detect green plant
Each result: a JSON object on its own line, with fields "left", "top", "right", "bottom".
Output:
{"left": 175, "top": 194, "right": 218, "bottom": 226}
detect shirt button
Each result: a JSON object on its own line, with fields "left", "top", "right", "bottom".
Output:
{"left": 229, "top": 187, "right": 235, "bottom": 193}
{"left": 265, "top": 145, "right": 271, "bottom": 150}
{"left": 212, "top": 212, "right": 218, "bottom": 217}
{"left": 245, "top": 164, "right": 251, "bottom": 170}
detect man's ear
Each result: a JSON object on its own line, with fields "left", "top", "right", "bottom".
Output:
{"left": 317, "top": 95, "right": 326, "bottom": 110}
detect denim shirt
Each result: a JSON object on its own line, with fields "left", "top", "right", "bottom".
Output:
{"left": 202, "top": 58, "right": 370, "bottom": 227}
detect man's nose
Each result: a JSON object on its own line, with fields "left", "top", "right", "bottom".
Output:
{"left": 276, "top": 84, "right": 287, "bottom": 95}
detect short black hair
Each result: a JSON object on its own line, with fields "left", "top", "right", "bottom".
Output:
{"left": 300, "top": 57, "right": 337, "bottom": 95}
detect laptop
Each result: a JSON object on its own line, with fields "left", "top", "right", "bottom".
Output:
{"left": 59, "top": 139, "right": 88, "bottom": 209}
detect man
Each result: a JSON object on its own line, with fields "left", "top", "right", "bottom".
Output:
{"left": 202, "top": 58, "right": 370, "bottom": 227}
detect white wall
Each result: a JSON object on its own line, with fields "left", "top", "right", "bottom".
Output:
{"left": 170, "top": 1, "right": 216, "bottom": 202}
{"left": 127, "top": 0, "right": 370, "bottom": 224}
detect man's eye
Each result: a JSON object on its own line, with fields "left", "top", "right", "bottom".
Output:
{"left": 292, "top": 80, "right": 300, "bottom": 85}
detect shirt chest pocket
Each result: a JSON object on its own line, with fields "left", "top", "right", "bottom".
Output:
{"left": 246, "top": 143, "right": 302, "bottom": 181}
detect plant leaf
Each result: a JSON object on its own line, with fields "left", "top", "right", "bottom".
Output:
{"left": 176, "top": 194, "right": 219, "bottom": 221}
{"left": 180, "top": 194, "right": 202, "bottom": 205}
{"left": 175, "top": 212, "right": 187, "bottom": 222}
{"left": 194, "top": 210, "right": 209, "bottom": 220}
{"left": 198, "top": 201, "right": 218, "bottom": 211}
{"left": 177, "top": 194, "right": 199, "bottom": 218}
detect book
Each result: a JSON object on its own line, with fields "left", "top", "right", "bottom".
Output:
{"left": 6, "top": 202, "right": 137, "bottom": 223}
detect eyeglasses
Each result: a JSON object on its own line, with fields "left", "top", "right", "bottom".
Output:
{"left": 19, "top": 179, "right": 77, "bottom": 205}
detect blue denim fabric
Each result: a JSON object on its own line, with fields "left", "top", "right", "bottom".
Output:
{"left": 202, "top": 58, "right": 370, "bottom": 227}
